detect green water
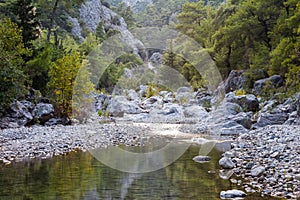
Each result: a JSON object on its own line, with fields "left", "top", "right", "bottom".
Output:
{"left": 0, "top": 143, "right": 272, "bottom": 200}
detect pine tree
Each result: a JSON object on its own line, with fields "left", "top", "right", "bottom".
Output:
{"left": 11, "top": 0, "right": 40, "bottom": 47}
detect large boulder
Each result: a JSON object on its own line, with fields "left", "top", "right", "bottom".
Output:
{"left": 224, "top": 102, "right": 243, "bottom": 115}
{"left": 141, "top": 96, "right": 163, "bottom": 110}
{"left": 9, "top": 101, "right": 33, "bottom": 121}
{"left": 0, "top": 101, "right": 33, "bottom": 128}
{"left": 253, "top": 75, "right": 284, "bottom": 95}
{"left": 285, "top": 111, "right": 300, "bottom": 125}
{"left": 127, "top": 89, "right": 139, "bottom": 102}
{"left": 183, "top": 105, "right": 208, "bottom": 119}
{"left": 219, "top": 157, "right": 235, "bottom": 169}
{"left": 296, "top": 92, "right": 300, "bottom": 117}
{"left": 253, "top": 99, "right": 290, "bottom": 127}
{"left": 196, "top": 91, "right": 212, "bottom": 109}
{"left": 220, "top": 124, "right": 249, "bottom": 135}
{"left": 106, "top": 96, "right": 142, "bottom": 117}
{"left": 227, "top": 112, "right": 252, "bottom": 129}
{"left": 177, "top": 87, "right": 193, "bottom": 94}
{"left": 255, "top": 112, "right": 289, "bottom": 127}
{"left": 150, "top": 52, "right": 162, "bottom": 65}
{"left": 139, "top": 85, "right": 148, "bottom": 97}
{"left": 33, "top": 103, "right": 54, "bottom": 124}
{"left": 95, "top": 94, "right": 111, "bottom": 111}
{"left": 0, "top": 117, "right": 20, "bottom": 129}
{"left": 226, "top": 93, "right": 259, "bottom": 112}
{"left": 224, "top": 70, "right": 246, "bottom": 93}
{"left": 149, "top": 103, "right": 184, "bottom": 122}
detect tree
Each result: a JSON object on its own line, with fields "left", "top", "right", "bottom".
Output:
{"left": 48, "top": 52, "right": 82, "bottom": 117}
{"left": 115, "top": 2, "right": 135, "bottom": 28}
{"left": 36, "top": 0, "right": 84, "bottom": 42}
{"left": 98, "top": 53, "right": 143, "bottom": 92}
{"left": 0, "top": 19, "right": 30, "bottom": 114}
{"left": 270, "top": 1, "right": 300, "bottom": 94}
{"left": 11, "top": 0, "right": 40, "bottom": 47}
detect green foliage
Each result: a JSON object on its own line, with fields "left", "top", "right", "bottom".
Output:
{"left": 78, "top": 33, "right": 99, "bottom": 56}
{"left": 11, "top": 0, "right": 40, "bottom": 48}
{"left": 175, "top": 0, "right": 300, "bottom": 95}
{"left": 98, "top": 110, "right": 109, "bottom": 117}
{"left": 0, "top": 19, "right": 30, "bottom": 114}
{"left": 146, "top": 84, "right": 159, "bottom": 98}
{"left": 72, "top": 60, "right": 95, "bottom": 122}
{"left": 98, "top": 54, "right": 143, "bottom": 92}
{"left": 48, "top": 52, "right": 82, "bottom": 116}
{"left": 134, "top": 0, "right": 189, "bottom": 27}
{"left": 235, "top": 89, "right": 246, "bottom": 96}
{"left": 162, "top": 44, "right": 204, "bottom": 90}
{"left": 25, "top": 42, "right": 59, "bottom": 93}
{"left": 114, "top": 2, "right": 135, "bottom": 28}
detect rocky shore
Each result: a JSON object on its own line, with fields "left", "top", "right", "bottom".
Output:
{"left": 219, "top": 125, "right": 300, "bottom": 199}
{"left": 0, "top": 122, "right": 151, "bottom": 165}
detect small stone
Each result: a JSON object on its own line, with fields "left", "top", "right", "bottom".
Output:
{"left": 294, "top": 174, "right": 300, "bottom": 181}
{"left": 220, "top": 189, "right": 246, "bottom": 199}
{"left": 251, "top": 166, "right": 265, "bottom": 177}
{"left": 245, "top": 161, "right": 255, "bottom": 169}
{"left": 192, "top": 156, "right": 211, "bottom": 163}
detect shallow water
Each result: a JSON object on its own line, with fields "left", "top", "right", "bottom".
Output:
{"left": 0, "top": 141, "right": 274, "bottom": 200}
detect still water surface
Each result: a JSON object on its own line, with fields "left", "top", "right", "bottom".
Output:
{"left": 0, "top": 141, "right": 273, "bottom": 200}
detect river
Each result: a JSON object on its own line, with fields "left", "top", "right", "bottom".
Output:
{"left": 0, "top": 137, "right": 274, "bottom": 199}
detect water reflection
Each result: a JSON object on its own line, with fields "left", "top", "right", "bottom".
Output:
{"left": 0, "top": 143, "right": 271, "bottom": 200}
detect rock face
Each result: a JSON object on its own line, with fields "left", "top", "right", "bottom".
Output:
{"left": 73, "top": 0, "right": 145, "bottom": 56}
{"left": 253, "top": 75, "right": 284, "bottom": 95}
{"left": 68, "top": 17, "right": 84, "bottom": 42}
{"left": 219, "top": 157, "right": 235, "bottom": 169}
{"left": 224, "top": 70, "right": 246, "bottom": 93}
{"left": 220, "top": 190, "right": 246, "bottom": 199}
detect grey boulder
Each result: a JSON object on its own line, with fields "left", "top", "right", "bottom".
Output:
{"left": 253, "top": 75, "right": 284, "bottom": 95}
{"left": 33, "top": 103, "right": 54, "bottom": 124}
{"left": 106, "top": 96, "right": 142, "bottom": 117}
{"left": 219, "top": 157, "right": 235, "bottom": 169}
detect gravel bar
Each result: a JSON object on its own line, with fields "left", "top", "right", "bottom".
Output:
{"left": 0, "top": 122, "right": 151, "bottom": 165}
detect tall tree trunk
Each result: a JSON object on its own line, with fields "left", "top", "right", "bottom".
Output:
{"left": 47, "top": 0, "right": 59, "bottom": 42}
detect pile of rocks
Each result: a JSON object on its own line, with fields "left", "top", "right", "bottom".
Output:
{"left": 218, "top": 125, "right": 300, "bottom": 199}
{"left": 0, "top": 89, "right": 71, "bottom": 129}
